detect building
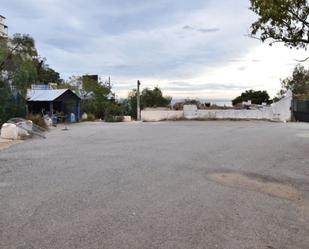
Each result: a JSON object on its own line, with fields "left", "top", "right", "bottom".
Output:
{"left": 26, "top": 85, "right": 81, "bottom": 122}
{"left": 0, "top": 15, "right": 8, "bottom": 37}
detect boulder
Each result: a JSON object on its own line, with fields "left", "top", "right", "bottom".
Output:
{"left": 16, "top": 120, "right": 33, "bottom": 137}
{"left": 82, "top": 112, "right": 88, "bottom": 120}
{"left": 123, "top": 116, "right": 132, "bottom": 122}
{"left": 0, "top": 123, "right": 19, "bottom": 140}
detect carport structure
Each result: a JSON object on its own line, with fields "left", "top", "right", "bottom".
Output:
{"left": 26, "top": 89, "right": 81, "bottom": 121}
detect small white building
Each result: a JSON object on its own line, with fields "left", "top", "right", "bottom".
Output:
{"left": 0, "top": 15, "right": 8, "bottom": 37}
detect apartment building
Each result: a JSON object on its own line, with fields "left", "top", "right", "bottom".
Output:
{"left": 0, "top": 15, "right": 8, "bottom": 37}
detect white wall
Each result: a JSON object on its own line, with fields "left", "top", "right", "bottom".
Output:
{"left": 141, "top": 91, "right": 292, "bottom": 122}
{"left": 183, "top": 104, "right": 274, "bottom": 120}
{"left": 270, "top": 90, "right": 292, "bottom": 121}
{"left": 193, "top": 109, "right": 272, "bottom": 120}
{"left": 141, "top": 109, "right": 183, "bottom": 122}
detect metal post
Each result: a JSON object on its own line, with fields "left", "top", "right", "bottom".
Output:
{"left": 76, "top": 100, "right": 81, "bottom": 121}
{"left": 137, "top": 80, "right": 141, "bottom": 121}
{"left": 49, "top": 102, "right": 54, "bottom": 116}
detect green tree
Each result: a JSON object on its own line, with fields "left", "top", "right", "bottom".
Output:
{"left": 250, "top": 0, "right": 309, "bottom": 49}
{"left": 35, "top": 58, "right": 62, "bottom": 84}
{"left": 0, "top": 33, "right": 62, "bottom": 123}
{"left": 124, "top": 87, "right": 172, "bottom": 119}
{"left": 279, "top": 64, "right": 309, "bottom": 98}
{"left": 232, "top": 90, "right": 270, "bottom": 106}
{"left": 141, "top": 87, "right": 172, "bottom": 108}
{"left": 80, "top": 77, "right": 113, "bottom": 119}
{"left": 92, "top": 83, "right": 111, "bottom": 118}
{"left": 0, "top": 79, "right": 27, "bottom": 124}
{"left": 0, "top": 34, "right": 38, "bottom": 123}
{"left": 125, "top": 89, "right": 138, "bottom": 119}
{"left": 1, "top": 34, "right": 38, "bottom": 95}
{"left": 82, "top": 75, "right": 99, "bottom": 97}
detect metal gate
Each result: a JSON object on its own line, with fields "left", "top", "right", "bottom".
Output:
{"left": 293, "top": 100, "right": 309, "bottom": 122}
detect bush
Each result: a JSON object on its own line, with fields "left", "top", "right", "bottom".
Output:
{"left": 27, "top": 113, "right": 48, "bottom": 129}
{"left": 103, "top": 102, "right": 124, "bottom": 122}
{"left": 85, "top": 113, "right": 96, "bottom": 121}
{"left": 105, "top": 116, "right": 124, "bottom": 123}
{"left": 232, "top": 90, "right": 270, "bottom": 106}
{"left": 0, "top": 85, "right": 27, "bottom": 126}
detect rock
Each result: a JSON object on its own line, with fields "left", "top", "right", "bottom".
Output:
{"left": 123, "top": 116, "right": 132, "bottom": 122}
{"left": 0, "top": 123, "right": 19, "bottom": 140}
{"left": 82, "top": 112, "right": 88, "bottom": 120}
{"left": 16, "top": 120, "right": 33, "bottom": 137}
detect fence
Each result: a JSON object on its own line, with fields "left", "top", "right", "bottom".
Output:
{"left": 293, "top": 100, "right": 309, "bottom": 122}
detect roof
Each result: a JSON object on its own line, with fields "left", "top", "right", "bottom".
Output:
{"left": 0, "top": 15, "right": 6, "bottom": 19}
{"left": 27, "top": 89, "right": 72, "bottom": 101}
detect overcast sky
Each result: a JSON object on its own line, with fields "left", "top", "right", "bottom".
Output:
{"left": 1, "top": 0, "right": 307, "bottom": 99}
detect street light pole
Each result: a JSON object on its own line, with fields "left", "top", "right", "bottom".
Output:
{"left": 137, "top": 80, "right": 141, "bottom": 121}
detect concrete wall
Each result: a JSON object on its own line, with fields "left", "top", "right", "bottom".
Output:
{"left": 141, "top": 91, "right": 292, "bottom": 122}
{"left": 270, "top": 90, "right": 292, "bottom": 121}
{"left": 184, "top": 107, "right": 274, "bottom": 121}
{"left": 141, "top": 109, "right": 183, "bottom": 122}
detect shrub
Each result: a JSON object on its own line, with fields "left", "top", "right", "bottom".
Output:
{"left": 232, "top": 90, "right": 270, "bottom": 106}
{"left": 27, "top": 114, "right": 48, "bottom": 129}
{"left": 105, "top": 116, "right": 124, "bottom": 123}
{"left": 104, "top": 102, "right": 124, "bottom": 122}
{"left": 85, "top": 113, "right": 96, "bottom": 121}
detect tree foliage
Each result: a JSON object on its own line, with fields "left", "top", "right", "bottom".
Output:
{"left": 279, "top": 64, "right": 309, "bottom": 98}
{"left": 35, "top": 58, "right": 62, "bottom": 84}
{"left": 0, "top": 33, "right": 62, "bottom": 124}
{"left": 232, "top": 90, "right": 270, "bottom": 106}
{"left": 0, "top": 79, "right": 27, "bottom": 124}
{"left": 141, "top": 87, "right": 172, "bottom": 108}
{"left": 124, "top": 87, "right": 172, "bottom": 119}
{"left": 80, "top": 78, "right": 114, "bottom": 119}
{"left": 81, "top": 76, "right": 100, "bottom": 98}
{"left": 250, "top": 0, "right": 309, "bottom": 49}
{"left": 124, "top": 90, "right": 138, "bottom": 119}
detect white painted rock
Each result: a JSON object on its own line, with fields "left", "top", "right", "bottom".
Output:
{"left": 1, "top": 123, "right": 19, "bottom": 140}
{"left": 123, "top": 116, "right": 132, "bottom": 122}
{"left": 16, "top": 120, "right": 33, "bottom": 136}
{"left": 82, "top": 112, "right": 88, "bottom": 120}
{"left": 44, "top": 117, "right": 52, "bottom": 127}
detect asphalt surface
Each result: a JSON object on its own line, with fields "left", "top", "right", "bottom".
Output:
{"left": 0, "top": 121, "right": 309, "bottom": 249}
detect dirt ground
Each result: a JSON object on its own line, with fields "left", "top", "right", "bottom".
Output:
{"left": 0, "top": 138, "right": 22, "bottom": 151}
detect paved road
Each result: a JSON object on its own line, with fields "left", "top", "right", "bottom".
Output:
{"left": 0, "top": 121, "right": 309, "bottom": 249}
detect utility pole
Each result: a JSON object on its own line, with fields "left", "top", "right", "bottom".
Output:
{"left": 108, "top": 76, "right": 111, "bottom": 90}
{"left": 137, "top": 80, "right": 141, "bottom": 121}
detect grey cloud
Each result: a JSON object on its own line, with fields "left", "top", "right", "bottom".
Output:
{"left": 165, "top": 82, "right": 254, "bottom": 92}
{"left": 197, "top": 28, "right": 220, "bottom": 33}
{"left": 228, "top": 59, "right": 245, "bottom": 62}
{"left": 183, "top": 25, "right": 220, "bottom": 33}
{"left": 183, "top": 25, "right": 195, "bottom": 30}
{"left": 2, "top": 0, "right": 259, "bottom": 97}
